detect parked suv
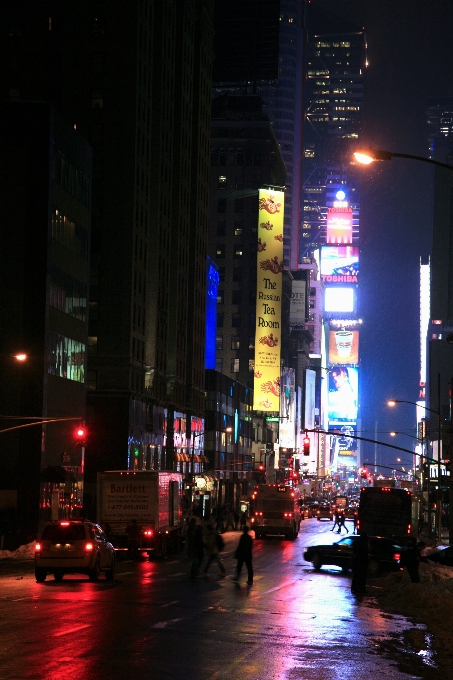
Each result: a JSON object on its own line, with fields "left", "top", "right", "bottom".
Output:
{"left": 35, "top": 520, "right": 116, "bottom": 582}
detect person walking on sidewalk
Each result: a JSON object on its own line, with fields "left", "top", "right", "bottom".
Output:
{"left": 202, "top": 524, "right": 226, "bottom": 578}
{"left": 233, "top": 525, "right": 253, "bottom": 585}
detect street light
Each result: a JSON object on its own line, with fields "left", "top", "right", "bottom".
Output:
{"left": 353, "top": 146, "right": 453, "bottom": 172}
{"left": 388, "top": 398, "right": 442, "bottom": 542}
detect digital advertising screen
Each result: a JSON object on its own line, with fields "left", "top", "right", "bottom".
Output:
{"left": 328, "top": 329, "right": 359, "bottom": 365}
{"left": 328, "top": 366, "right": 358, "bottom": 422}
{"left": 324, "top": 287, "right": 355, "bottom": 313}
{"left": 320, "top": 245, "right": 359, "bottom": 282}
{"left": 326, "top": 207, "right": 353, "bottom": 244}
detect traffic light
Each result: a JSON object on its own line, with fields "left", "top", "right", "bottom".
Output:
{"left": 287, "top": 457, "right": 294, "bottom": 469}
{"left": 75, "top": 426, "right": 87, "bottom": 448}
{"left": 303, "top": 435, "right": 310, "bottom": 456}
{"left": 360, "top": 467, "right": 367, "bottom": 479}
{"left": 258, "top": 463, "right": 264, "bottom": 472}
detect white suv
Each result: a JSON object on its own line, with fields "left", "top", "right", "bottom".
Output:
{"left": 35, "top": 520, "right": 115, "bottom": 582}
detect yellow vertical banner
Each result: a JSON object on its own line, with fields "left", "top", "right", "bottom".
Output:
{"left": 253, "top": 189, "right": 284, "bottom": 411}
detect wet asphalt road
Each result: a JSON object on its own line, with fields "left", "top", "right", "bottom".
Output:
{"left": 0, "top": 519, "right": 438, "bottom": 680}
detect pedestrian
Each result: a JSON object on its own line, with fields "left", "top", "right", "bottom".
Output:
{"left": 352, "top": 512, "right": 358, "bottom": 535}
{"left": 125, "top": 519, "right": 141, "bottom": 560}
{"left": 351, "top": 532, "right": 368, "bottom": 596}
{"left": 233, "top": 525, "right": 253, "bottom": 585}
{"left": 187, "top": 518, "right": 204, "bottom": 579}
{"left": 403, "top": 537, "right": 422, "bottom": 583}
{"left": 331, "top": 510, "right": 340, "bottom": 532}
{"left": 337, "top": 511, "right": 349, "bottom": 534}
{"left": 203, "top": 524, "right": 226, "bottom": 578}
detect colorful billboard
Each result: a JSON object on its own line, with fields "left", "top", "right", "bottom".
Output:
{"left": 328, "top": 329, "right": 359, "bottom": 364}
{"left": 253, "top": 189, "right": 284, "bottom": 411}
{"left": 327, "top": 366, "right": 358, "bottom": 422}
{"left": 324, "top": 287, "right": 355, "bottom": 313}
{"left": 279, "top": 367, "right": 295, "bottom": 448}
{"left": 326, "top": 207, "right": 353, "bottom": 244}
{"left": 320, "top": 245, "right": 359, "bottom": 283}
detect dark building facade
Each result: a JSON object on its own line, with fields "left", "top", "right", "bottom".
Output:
{"left": 1, "top": 2, "right": 214, "bottom": 513}
{"left": 0, "top": 103, "right": 91, "bottom": 544}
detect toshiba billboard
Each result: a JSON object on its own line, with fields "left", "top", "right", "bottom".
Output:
{"left": 326, "top": 207, "right": 353, "bottom": 244}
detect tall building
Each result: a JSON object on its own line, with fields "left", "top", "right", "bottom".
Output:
{"left": 302, "top": 8, "right": 366, "bottom": 255}
{"left": 0, "top": 103, "right": 91, "bottom": 542}
{"left": 427, "top": 96, "right": 453, "bottom": 166}
{"left": 213, "top": 0, "right": 305, "bottom": 269}
{"left": 1, "top": 1, "right": 214, "bottom": 514}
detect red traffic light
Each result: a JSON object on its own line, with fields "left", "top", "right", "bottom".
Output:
{"left": 75, "top": 426, "right": 87, "bottom": 447}
{"left": 303, "top": 436, "right": 310, "bottom": 456}
{"left": 360, "top": 467, "right": 367, "bottom": 479}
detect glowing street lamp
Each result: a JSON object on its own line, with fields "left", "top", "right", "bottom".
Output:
{"left": 354, "top": 146, "right": 453, "bottom": 171}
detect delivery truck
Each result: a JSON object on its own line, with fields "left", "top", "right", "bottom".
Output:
{"left": 358, "top": 486, "right": 418, "bottom": 541}
{"left": 250, "top": 484, "right": 301, "bottom": 539}
{"left": 97, "top": 470, "right": 184, "bottom": 558}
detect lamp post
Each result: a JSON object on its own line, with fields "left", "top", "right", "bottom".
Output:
{"left": 388, "top": 399, "right": 442, "bottom": 542}
{"left": 353, "top": 146, "right": 453, "bottom": 172}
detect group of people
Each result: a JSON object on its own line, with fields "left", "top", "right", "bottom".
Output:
{"left": 330, "top": 510, "right": 351, "bottom": 534}
{"left": 186, "top": 513, "right": 253, "bottom": 585}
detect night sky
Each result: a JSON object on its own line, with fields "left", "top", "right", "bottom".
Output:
{"left": 314, "top": 0, "right": 453, "bottom": 467}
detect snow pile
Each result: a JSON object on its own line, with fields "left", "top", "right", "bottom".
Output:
{"left": 0, "top": 541, "right": 36, "bottom": 561}
{"left": 369, "top": 562, "right": 453, "bottom": 668}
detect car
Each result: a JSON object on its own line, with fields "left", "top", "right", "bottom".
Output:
{"left": 303, "top": 535, "right": 405, "bottom": 576}
{"left": 316, "top": 503, "right": 333, "bottom": 521}
{"left": 344, "top": 505, "right": 358, "bottom": 521}
{"left": 35, "top": 519, "right": 116, "bottom": 582}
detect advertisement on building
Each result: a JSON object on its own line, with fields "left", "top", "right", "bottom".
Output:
{"left": 327, "top": 366, "right": 358, "bottom": 422}
{"left": 279, "top": 367, "right": 295, "bottom": 448}
{"left": 328, "top": 329, "right": 359, "bottom": 364}
{"left": 320, "top": 245, "right": 359, "bottom": 283}
{"left": 290, "top": 279, "right": 306, "bottom": 325}
{"left": 326, "top": 207, "right": 353, "bottom": 244}
{"left": 253, "top": 189, "right": 284, "bottom": 411}
{"left": 324, "top": 287, "right": 355, "bottom": 313}
{"left": 304, "top": 369, "right": 316, "bottom": 430}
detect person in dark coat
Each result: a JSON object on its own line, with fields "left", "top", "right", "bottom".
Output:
{"left": 187, "top": 518, "right": 204, "bottom": 579}
{"left": 403, "top": 537, "right": 422, "bottom": 583}
{"left": 337, "top": 511, "right": 349, "bottom": 534}
{"left": 351, "top": 532, "right": 368, "bottom": 595}
{"left": 233, "top": 525, "right": 253, "bottom": 584}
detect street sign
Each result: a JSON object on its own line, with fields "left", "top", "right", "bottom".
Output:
{"left": 266, "top": 417, "right": 280, "bottom": 422}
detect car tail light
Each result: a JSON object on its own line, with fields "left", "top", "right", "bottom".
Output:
{"left": 60, "top": 521, "right": 70, "bottom": 526}
{"left": 85, "top": 542, "right": 94, "bottom": 552}
{"left": 284, "top": 512, "right": 293, "bottom": 518}
{"left": 35, "top": 542, "right": 41, "bottom": 552}
{"left": 393, "top": 553, "right": 401, "bottom": 562}
{"left": 143, "top": 530, "right": 153, "bottom": 536}
{"left": 255, "top": 511, "right": 263, "bottom": 516}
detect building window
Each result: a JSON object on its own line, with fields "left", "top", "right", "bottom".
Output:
{"left": 235, "top": 176, "right": 244, "bottom": 189}
{"left": 249, "top": 313, "right": 255, "bottom": 327}
{"left": 217, "top": 290, "right": 224, "bottom": 304}
{"left": 232, "top": 313, "right": 241, "bottom": 327}
{"left": 232, "top": 290, "right": 241, "bottom": 305}
{"left": 236, "top": 149, "right": 244, "bottom": 166}
{"left": 216, "top": 335, "right": 223, "bottom": 350}
{"left": 216, "top": 358, "right": 223, "bottom": 372}
{"left": 234, "top": 245, "right": 243, "bottom": 257}
{"left": 217, "top": 221, "right": 226, "bottom": 236}
{"left": 231, "top": 336, "right": 240, "bottom": 350}
{"left": 234, "top": 221, "right": 243, "bottom": 235}
{"left": 87, "top": 370, "right": 97, "bottom": 390}
{"left": 234, "top": 198, "right": 244, "bottom": 213}
{"left": 231, "top": 358, "right": 240, "bottom": 373}
{"left": 248, "top": 359, "right": 255, "bottom": 372}
{"left": 248, "top": 336, "right": 255, "bottom": 349}
{"left": 217, "top": 198, "right": 227, "bottom": 213}
{"left": 217, "top": 313, "right": 224, "bottom": 328}
{"left": 218, "top": 175, "right": 227, "bottom": 189}
{"left": 216, "top": 244, "right": 225, "bottom": 258}
{"left": 218, "top": 267, "right": 225, "bottom": 282}
{"left": 233, "top": 267, "right": 242, "bottom": 282}
{"left": 89, "top": 300, "right": 99, "bottom": 320}
{"left": 211, "top": 151, "right": 218, "bottom": 166}
{"left": 87, "top": 336, "right": 98, "bottom": 355}
{"left": 219, "top": 148, "right": 226, "bottom": 166}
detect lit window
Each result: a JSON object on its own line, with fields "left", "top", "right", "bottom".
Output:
{"left": 231, "top": 359, "right": 240, "bottom": 373}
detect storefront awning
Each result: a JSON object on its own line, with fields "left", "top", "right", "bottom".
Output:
{"left": 174, "top": 453, "right": 190, "bottom": 462}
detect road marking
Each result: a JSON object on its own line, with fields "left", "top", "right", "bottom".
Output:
{"left": 161, "top": 600, "right": 179, "bottom": 608}
{"left": 10, "top": 597, "right": 33, "bottom": 601}
{"left": 55, "top": 624, "right": 91, "bottom": 637}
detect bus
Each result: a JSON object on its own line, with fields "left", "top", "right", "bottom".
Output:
{"left": 358, "top": 486, "right": 418, "bottom": 541}
{"left": 250, "top": 484, "right": 301, "bottom": 540}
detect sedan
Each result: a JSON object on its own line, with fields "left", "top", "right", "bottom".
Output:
{"left": 316, "top": 503, "right": 333, "bottom": 521}
{"left": 303, "top": 535, "right": 405, "bottom": 576}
